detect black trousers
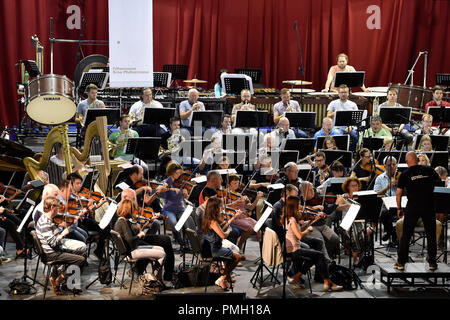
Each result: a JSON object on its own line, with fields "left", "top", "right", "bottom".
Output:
{"left": 80, "top": 217, "right": 109, "bottom": 255}
{"left": 142, "top": 234, "right": 175, "bottom": 281}
{"left": 0, "top": 212, "right": 24, "bottom": 250}
{"left": 398, "top": 209, "right": 437, "bottom": 265}
{"left": 380, "top": 207, "right": 397, "bottom": 239}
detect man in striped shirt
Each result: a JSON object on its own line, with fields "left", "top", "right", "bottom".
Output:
{"left": 35, "top": 196, "right": 86, "bottom": 295}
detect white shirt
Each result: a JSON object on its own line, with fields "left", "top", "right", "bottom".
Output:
{"left": 129, "top": 100, "right": 164, "bottom": 125}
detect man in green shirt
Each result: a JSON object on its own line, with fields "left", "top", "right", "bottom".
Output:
{"left": 109, "top": 114, "right": 144, "bottom": 166}
{"left": 358, "top": 115, "right": 392, "bottom": 146}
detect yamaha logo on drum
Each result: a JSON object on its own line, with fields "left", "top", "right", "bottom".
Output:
{"left": 44, "top": 97, "right": 61, "bottom": 101}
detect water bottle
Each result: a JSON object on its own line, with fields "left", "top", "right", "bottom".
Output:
{"left": 24, "top": 71, "right": 29, "bottom": 84}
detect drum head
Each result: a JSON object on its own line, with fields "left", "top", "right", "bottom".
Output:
{"left": 26, "top": 96, "right": 76, "bottom": 125}
{"left": 74, "top": 54, "right": 108, "bottom": 87}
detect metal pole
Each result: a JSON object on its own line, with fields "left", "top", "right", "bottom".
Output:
{"left": 423, "top": 52, "right": 428, "bottom": 88}
{"left": 50, "top": 17, "right": 54, "bottom": 74}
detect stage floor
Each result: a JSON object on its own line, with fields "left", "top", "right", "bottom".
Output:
{"left": 1, "top": 228, "right": 450, "bottom": 300}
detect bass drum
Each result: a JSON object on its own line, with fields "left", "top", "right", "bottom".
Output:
{"left": 25, "top": 74, "right": 76, "bottom": 125}
{"left": 389, "top": 84, "right": 427, "bottom": 112}
{"left": 422, "top": 88, "right": 433, "bottom": 109}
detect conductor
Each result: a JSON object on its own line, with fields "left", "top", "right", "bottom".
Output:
{"left": 395, "top": 152, "right": 441, "bottom": 271}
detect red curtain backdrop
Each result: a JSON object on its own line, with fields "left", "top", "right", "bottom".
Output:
{"left": 0, "top": 0, "right": 449, "bottom": 126}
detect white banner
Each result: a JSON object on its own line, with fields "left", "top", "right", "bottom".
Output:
{"left": 108, "top": 0, "right": 153, "bottom": 87}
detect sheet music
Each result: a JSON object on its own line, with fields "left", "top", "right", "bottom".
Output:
{"left": 354, "top": 190, "right": 377, "bottom": 196}
{"left": 382, "top": 196, "right": 407, "bottom": 209}
{"left": 16, "top": 199, "right": 35, "bottom": 233}
{"left": 191, "top": 175, "right": 207, "bottom": 184}
{"left": 99, "top": 202, "right": 118, "bottom": 230}
{"left": 116, "top": 182, "right": 130, "bottom": 191}
{"left": 175, "top": 205, "right": 193, "bottom": 232}
{"left": 254, "top": 206, "right": 273, "bottom": 232}
{"left": 268, "top": 183, "right": 285, "bottom": 190}
{"left": 340, "top": 204, "right": 361, "bottom": 231}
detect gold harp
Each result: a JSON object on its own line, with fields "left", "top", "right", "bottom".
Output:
{"left": 23, "top": 124, "right": 72, "bottom": 182}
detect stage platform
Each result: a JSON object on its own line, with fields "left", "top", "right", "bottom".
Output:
{"left": 378, "top": 262, "right": 450, "bottom": 293}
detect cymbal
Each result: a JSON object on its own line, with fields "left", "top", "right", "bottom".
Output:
{"left": 183, "top": 78, "right": 207, "bottom": 84}
{"left": 282, "top": 80, "right": 313, "bottom": 86}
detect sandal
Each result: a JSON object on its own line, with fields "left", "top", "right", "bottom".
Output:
{"left": 215, "top": 278, "right": 229, "bottom": 290}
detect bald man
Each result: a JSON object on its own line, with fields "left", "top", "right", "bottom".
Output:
{"left": 270, "top": 117, "right": 296, "bottom": 151}
{"left": 33, "top": 184, "right": 59, "bottom": 224}
{"left": 395, "top": 152, "right": 441, "bottom": 271}
{"left": 179, "top": 88, "right": 206, "bottom": 135}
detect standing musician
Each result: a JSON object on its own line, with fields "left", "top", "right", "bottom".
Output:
{"left": 231, "top": 89, "right": 256, "bottom": 132}
{"left": 179, "top": 88, "right": 206, "bottom": 135}
{"left": 300, "top": 181, "right": 340, "bottom": 261}
{"left": 322, "top": 53, "right": 370, "bottom": 93}
{"left": 306, "top": 151, "right": 332, "bottom": 188}
{"left": 326, "top": 84, "right": 359, "bottom": 150}
{"left": 351, "top": 148, "right": 381, "bottom": 190}
{"left": 75, "top": 83, "right": 105, "bottom": 126}
{"left": 395, "top": 152, "right": 441, "bottom": 271}
{"left": 273, "top": 88, "right": 308, "bottom": 138}
{"left": 35, "top": 196, "right": 86, "bottom": 295}
{"left": 129, "top": 87, "right": 166, "bottom": 137}
{"left": 374, "top": 156, "right": 400, "bottom": 244}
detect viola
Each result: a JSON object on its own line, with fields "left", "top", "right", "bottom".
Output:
{"left": 363, "top": 159, "right": 385, "bottom": 175}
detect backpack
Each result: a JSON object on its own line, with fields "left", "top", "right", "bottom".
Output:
{"left": 139, "top": 273, "right": 165, "bottom": 295}
{"left": 328, "top": 261, "right": 358, "bottom": 290}
{"left": 98, "top": 258, "right": 112, "bottom": 285}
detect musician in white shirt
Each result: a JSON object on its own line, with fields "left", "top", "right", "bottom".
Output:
{"left": 129, "top": 88, "right": 166, "bottom": 137}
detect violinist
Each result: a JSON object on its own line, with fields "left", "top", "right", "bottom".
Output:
{"left": 379, "top": 136, "right": 396, "bottom": 151}
{"left": 249, "top": 155, "right": 278, "bottom": 219}
{"left": 301, "top": 181, "right": 340, "bottom": 262}
{"left": 0, "top": 195, "right": 26, "bottom": 258}
{"left": 351, "top": 148, "right": 379, "bottom": 190}
{"left": 160, "top": 161, "right": 196, "bottom": 249}
{"left": 374, "top": 156, "right": 399, "bottom": 244}
{"left": 307, "top": 151, "right": 332, "bottom": 188}
{"left": 212, "top": 155, "right": 231, "bottom": 170}
{"left": 226, "top": 174, "right": 262, "bottom": 251}
{"left": 35, "top": 196, "right": 86, "bottom": 295}
{"left": 317, "top": 161, "right": 345, "bottom": 194}
{"left": 416, "top": 135, "right": 433, "bottom": 152}
{"left": 417, "top": 153, "right": 431, "bottom": 166}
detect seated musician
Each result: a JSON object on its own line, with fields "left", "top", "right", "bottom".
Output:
{"left": 300, "top": 181, "right": 340, "bottom": 261}
{"left": 282, "top": 195, "right": 343, "bottom": 291}
{"left": 317, "top": 161, "right": 345, "bottom": 193}
{"left": 321, "top": 136, "right": 338, "bottom": 150}
{"left": 414, "top": 113, "right": 439, "bottom": 136}
{"left": 68, "top": 173, "right": 110, "bottom": 260}
{"left": 75, "top": 83, "right": 105, "bottom": 126}
{"left": 225, "top": 174, "right": 262, "bottom": 251}
{"left": 199, "top": 170, "right": 242, "bottom": 245}
{"left": 212, "top": 155, "right": 231, "bottom": 170}
{"left": 435, "top": 166, "right": 448, "bottom": 187}
{"left": 378, "top": 87, "right": 413, "bottom": 148}
{"left": 201, "top": 197, "right": 242, "bottom": 290}
{"left": 199, "top": 136, "right": 226, "bottom": 172}
{"left": 275, "top": 162, "right": 302, "bottom": 187}
{"left": 35, "top": 196, "right": 86, "bottom": 295}
{"left": 231, "top": 89, "right": 257, "bottom": 134}
{"left": 416, "top": 134, "right": 433, "bottom": 152}
{"left": 322, "top": 53, "right": 370, "bottom": 93}
{"left": 159, "top": 161, "right": 196, "bottom": 249}
{"left": 417, "top": 153, "right": 431, "bottom": 166}
{"left": 326, "top": 84, "right": 359, "bottom": 150}
{"left": 211, "top": 114, "right": 232, "bottom": 142}
{"left": 334, "top": 176, "right": 373, "bottom": 266}
{"left": 114, "top": 199, "right": 167, "bottom": 284}
{"left": 424, "top": 85, "right": 450, "bottom": 113}
{"left": 269, "top": 117, "right": 296, "bottom": 150}
{"left": 313, "top": 117, "right": 341, "bottom": 139}
{"left": 0, "top": 195, "right": 26, "bottom": 258}
{"left": 214, "top": 69, "right": 228, "bottom": 98}
{"left": 159, "top": 117, "right": 200, "bottom": 168}
{"left": 374, "top": 156, "right": 400, "bottom": 244}
{"left": 351, "top": 148, "right": 379, "bottom": 190}
{"left": 108, "top": 114, "right": 148, "bottom": 172}
{"left": 179, "top": 88, "right": 206, "bottom": 136}
{"left": 273, "top": 88, "right": 308, "bottom": 138}
{"left": 0, "top": 226, "right": 11, "bottom": 264}
{"left": 128, "top": 88, "right": 166, "bottom": 137}
{"left": 358, "top": 115, "right": 392, "bottom": 147}
{"left": 306, "top": 151, "right": 332, "bottom": 188}
{"left": 379, "top": 136, "right": 396, "bottom": 151}
{"left": 33, "top": 184, "right": 60, "bottom": 225}
{"left": 250, "top": 155, "right": 278, "bottom": 219}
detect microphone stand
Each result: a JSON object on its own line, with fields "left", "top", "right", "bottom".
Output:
{"left": 404, "top": 51, "right": 428, "bottom": 87}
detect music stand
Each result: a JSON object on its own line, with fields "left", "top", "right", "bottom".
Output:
{"left": 143, "top": 107, "right": 176, "bottom": 127}
{"left": 329, "top": 177, "right": 347, "bottom": 195}
{"left": 316, "top": 135, "right": 350, "bottom": 151}
{"left": 298, "top": 164, "right": 312, "bottom": 182}
{"left": 221, "top": 74, "right": 254, "bottom": 95}
{"left": 362, "top": 137, "right": 384, "bottom": 151}
{"left": 281, "top": 138, "right": 315, "bottom": 160}
{"left": 284, "top": 112, "right": 316, "bottom": 129}
{"left": 189, "top": 110, "right": 223, "bottom": 128}
{"left": 320, "top": 150, "right": 352, "bottom": 168}
{"left": 84, "top": 108, "right": 121, "bottom": 127}
{"left": 234, "top": 110, "right": 268, "bottom": 128}
{"left": 153, "top": 72, "right": 172, "bottom": 87}
{"left": 79, "top": 71, "right": 109, "bottom": 91}
{"left": 162, "top": 64, "right": 188, "bottom": 80}
{"left": 436, "top": 74, "right": 450, "bottom": 86}
{"left": 373, "top": 151, "right": 406, "bottom": 164}
{"left": 271, "top": 150, "right": 299, "bottom": 170}
{"left": 81, "top": 169, "right": 100, "bottom": 191}
{"left": 234, "top": 68, "right": 262, "bottom": 84}
{"left": 414, "top": 134, "right": 449, "bottom": 151}
{"left": 379, "top": 107, "right": 412, "bottom": 125}
{"left": 125, "top": 137, "right": 161, "bottom": 162}
{"left": 21, "top": 60, "right": 41, "bottom": 77}
{"left": 334, "top": 110, "right": 365, "bottom": 127}
{"left": 333, "top": 71, "right": 365, "bottom": 88}
{"left": 417, "top": 151, "right": 449, "bottom": 168}
{"left": 427, "top": 106, "right": 450, "bottom": 131}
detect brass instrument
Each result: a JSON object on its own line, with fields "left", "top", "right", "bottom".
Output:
{"left": 79, "top": 99, "right": 104, "bottom": 126}
{"left": 158, "top": 131, "right": 184, "bottom": 159}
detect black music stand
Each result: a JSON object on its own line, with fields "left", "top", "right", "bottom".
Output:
{"left": 379, "top": 107, "right": 412, "bottom": 125}
{"left": 284, "top": 112, "right": 316, "bottom": 129}
{"left": 329, "top": 178, "right": 347, "bottom": 195}
{"left": 320, "top": 149, "right": 352, "bottom": 168}
{"left": 21, "top": 60, "right": 41, "bottom": 77}
{"left": 417, "top": 151, "right": 449, "bottom": 168}
{"left": 362, "top": 137, "right": 385, "bottom": 152}
{"left": 271, "top": 150, "right": 299, "bottom": 170}
{"left": 334, "top": 71, "right": 365, "bottom": 88}
{"left": 234, "top": 68, "right": 262, "bottom": 84}
{"left": 297, "top": 164, "right": 313, "bottom": 182}
{"left": 427, "top": 106, "right": 450, "bottom": 133}
{"left": 234, "top": 110, "right": 268, "bottom": 128}
{"left": 414, "top": 134, "right": 449, "bottom": 151}
{"left": 222, "top": 75, "right": 253, "bottom": 95}
{"left": 316, "top": 135, "right": 350, "bottom": 151}
{"left": 79, "top": 71, "right": 109, "bottom": 92}
{"left": 125, "top": 137, "right": 161, "bottom": 162}
{"left": 81, "top": 169, "right": 100, "bottom": 191}
{"left": 281, "top": 138, "right": 315, "bottom": 160}
{"left": 143, "top": 107, "right": 176, "bottom": 127}
{"left": 436, "top": 74, "right": 450, "bottom": 87}
{"left": 373, "top": 151, "right": 406, "bottom": 164}
{"left": 153, "top": 72, "right": 171, "bottom": 87}
{"left": 213, "top": 151, "right": 246, "bottom": 172}
{"left": 334, "top": 110, "right": 365, "bottom": 127}
{"left": 163, "top": 64, "right": 188, "bottom": 88}
{"left": 84, "top": 108, "right": 121, "bottom": 127}
{"left": 190, "top": 110, "right": 223, "bottom": 128}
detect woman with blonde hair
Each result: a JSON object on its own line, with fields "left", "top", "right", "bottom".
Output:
{"left": 417, "top": 135, "right": 433, "bottom": 152}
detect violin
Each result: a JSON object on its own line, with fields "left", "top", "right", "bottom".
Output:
{"left": 363, "top": 159, "right": 385, "bottom": 175}
{"left": 307, "top": 191, "right": 339, "bottom": 206}
{"left": 134, "top": 206, "right": 168, "bottom": 220}
{"left": 0, "top": 182, "right": 23, "bottom": 204}
{"left": 0, "top": 206, "right": 15, "bottom": 220}
{"left": 53, "top": 212, "right": 78, "bottom": 225}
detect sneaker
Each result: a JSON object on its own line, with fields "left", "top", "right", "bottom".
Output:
{"left": 394, "top": 262, "right": 404, "bottom": 271}
{"left": 382, "top": 233, "right": 390, "bottom": 242}
{"left": 0, "top": 257, "right": 12, "bottom": 264}
{"left": 429, "top": 262, "right": 438, "bottom": 271}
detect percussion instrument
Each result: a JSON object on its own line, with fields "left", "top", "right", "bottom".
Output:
{"left": 183, "top": 79, "right": 207, "bottom": 83}
{"left": 289, "top": 88, "right": 316, "bottom": 94}
{"left": 25, "top": 74, "right": 76, "bottom": 125}
{"left": 368, "top": 87, "right": 389, "bottom": 93}
{"left": 307, "top": 91, "right": 338, "bottom": 96}
{"left": 351, "top": 92, "right": 386, "bottom": 98}
{"left": 388, "top": 84, "right": 428, "bottom": 112}
{"left": 282, "top": 80, "right": 313, "bottom": 86}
